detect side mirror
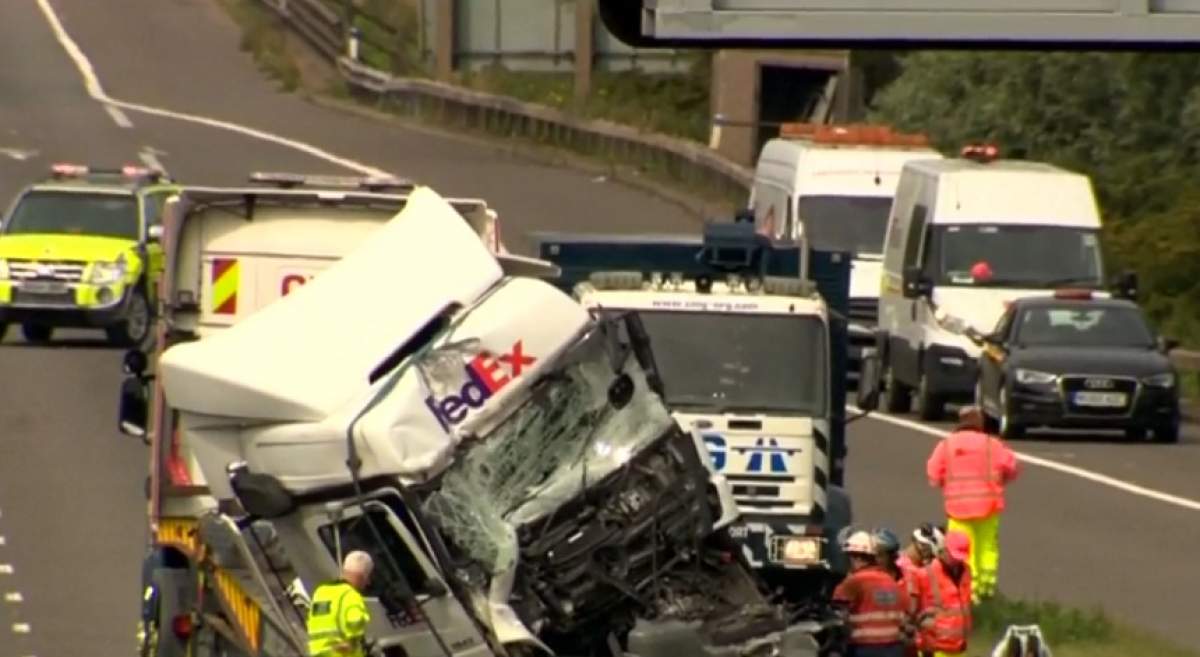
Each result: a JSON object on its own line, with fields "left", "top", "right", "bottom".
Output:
{"left": 902, "top": 266, "right": 932, "bottom": 300}
{"left": 1113, "top": 270, "right": 1138, "bottom": 300}
{"left": 854, "top": 349, "right": 881, "bottom": 413}
{"left": 118, "top": 375, "right": 149, "bottom": 441}
{"left": 147, "top": 224, "right": 164, "bottom": 243}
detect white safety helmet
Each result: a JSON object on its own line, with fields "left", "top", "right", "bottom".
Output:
{"left": 842, "top": 530, "right": 876, "bottom": 557}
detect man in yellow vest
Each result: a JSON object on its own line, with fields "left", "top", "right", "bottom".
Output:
{"left": 307, "top": 551, "right": 374, "bottom": 657}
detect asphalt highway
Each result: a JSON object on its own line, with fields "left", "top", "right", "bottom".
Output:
{"left": 0, "top": 1, "right": 1196, "bottom": 655}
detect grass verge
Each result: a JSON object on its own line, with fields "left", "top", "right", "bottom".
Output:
{"left": 969, "top": 595, "right": 1195, "bottom": 657}
{"left": 215, "top": 0, "right": 303, "bottom": 92}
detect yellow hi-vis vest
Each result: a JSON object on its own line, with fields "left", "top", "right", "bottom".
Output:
{"left": 306, "top": 581, "right": 370, "bottom": 657}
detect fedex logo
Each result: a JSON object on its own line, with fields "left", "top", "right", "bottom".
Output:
{"left": 424, "top": 340, "right": 536, "bottom": 432}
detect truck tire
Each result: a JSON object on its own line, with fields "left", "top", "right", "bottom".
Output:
{"left": 1153, "top": 420, "right": 1180, "bottom": 444}
{"left": 107, "top": 286, "right": 152, "bottom": 347}
{"left": 0, "top": 322, "right": 8, "bottom": 342}
{"left": 882, "top": 363, "right": 911, "bottom": 413}
{"left": 21, "top": 322, "right": 53, "bottom": 344}
{"left": 913, "top": 370, "right": 945, "bottom": 422}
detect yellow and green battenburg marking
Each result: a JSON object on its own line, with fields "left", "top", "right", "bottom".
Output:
{"left": 211, "top": 257, "right": 239, "bottom": 315}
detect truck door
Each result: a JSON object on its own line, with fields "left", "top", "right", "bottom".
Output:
{"left": 311, "top": 493, "right": 494, "bottom": 657}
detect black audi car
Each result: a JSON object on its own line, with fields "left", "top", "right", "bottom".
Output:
{"left": 973, "top": 291, "right": 1180, "bottom": 442}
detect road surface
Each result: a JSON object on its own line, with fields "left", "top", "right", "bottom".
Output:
{"left": 0, "top": 1, "right": 1196, "bottom": 655}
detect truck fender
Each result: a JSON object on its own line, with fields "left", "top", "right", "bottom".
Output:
{"left": 823, "top": 485, "right": 853, "bottom": 577}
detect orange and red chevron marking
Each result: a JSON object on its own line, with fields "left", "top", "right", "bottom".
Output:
{"left": 211, "top": 257, "right": 239, "bottom": 315}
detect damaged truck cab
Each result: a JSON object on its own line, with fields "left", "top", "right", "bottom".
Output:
{"left": 531, "top": 218, "right": 859, "bottom": 601}
{"left": 142, "top": 185, "right": 824, "bottom": 657}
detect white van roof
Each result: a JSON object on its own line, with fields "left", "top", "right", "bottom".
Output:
{"left": 905, "top": 158, "right": 1102, "bottom": 227}
{"left": 757, "top": 137, "right": 943, "bottom": 197}
{"left": 158, "top": 186, "right": 505, "bottom": 423}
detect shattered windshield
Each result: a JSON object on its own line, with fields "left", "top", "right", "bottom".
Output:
{"left": 421, "top": 320, "right": 674, "bottom": 575}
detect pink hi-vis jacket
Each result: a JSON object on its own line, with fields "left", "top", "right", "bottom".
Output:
{"left": 926, "top": 430, "right": 1019, "bottom": 519}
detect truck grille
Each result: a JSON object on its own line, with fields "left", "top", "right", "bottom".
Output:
{"left": 726, "top": 474, "right": 799, "bottom": 511}
{"left": 847, "top": 298, "right": 878, "bottom": 325}
{"left": 1060, "top": 375, "right": 1139, "bottom": 416}
{"left": 8, "top": 259, "right": 87, "bottom": 282}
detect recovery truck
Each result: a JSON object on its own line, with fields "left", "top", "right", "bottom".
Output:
{"left": 120, "top": 182, "right": 835, "bottom": 657}
{"left": 531, "top": 219, "right": 868, "bottom": 602}
{"left": 117, "top": 173, "right": 560, "bottom": 657}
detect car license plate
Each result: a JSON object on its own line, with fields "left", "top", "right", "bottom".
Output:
{"left": 1073, "top": 391, "right": 1127, "bottom": 407}
{"left": 21, "top": 281, "right": 67, "bottom": 294}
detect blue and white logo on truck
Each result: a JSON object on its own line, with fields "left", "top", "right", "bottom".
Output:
{"left": 701, "top": 433, "right": 798, "bottom": 473}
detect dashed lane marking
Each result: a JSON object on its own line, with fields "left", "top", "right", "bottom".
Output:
{"left": 36, "top": 0, "right": 387, "bottom": 177}
{"left": 5, "top": 592, "right": 23, "bottom": 603}
{"left": 12, "top": 622, "right": 31, "bottom": 633}
{"left": 0, "top": 565, "right": 13, "bottom": 575}
{"left": 849, "top": 405, "right": 1200, "bottom": 513}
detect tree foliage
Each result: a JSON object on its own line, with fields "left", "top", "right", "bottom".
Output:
{"left": 868, "top": 51, "right": 1200, "bottom": 345}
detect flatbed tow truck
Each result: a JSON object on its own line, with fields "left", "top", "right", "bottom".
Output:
{"left": 119, "top": 179, "right": 847, "bottom": 657}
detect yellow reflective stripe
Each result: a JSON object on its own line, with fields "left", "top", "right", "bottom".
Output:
{"left": 155, "top": 517, "right": 201, "bottom": 560}
{"left": 212, "top": 567, "right": 261, "bottom": 652}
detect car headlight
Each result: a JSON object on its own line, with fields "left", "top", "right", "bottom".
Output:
{"left": 90, "top": 260, "right": 127, "bottom": 284}
{"left": 1015, "top": 368, "right": 1058, "bottom": 385}
{"left": 1142, "top": 372, "right": 1176, "bottom": 388}
{"left": 0, "top": 258, "right": 8, "bottom": 280}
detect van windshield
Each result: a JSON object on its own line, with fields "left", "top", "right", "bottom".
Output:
{"left": 927, "top": 224, "right": 1104, "bottom": 288}
{"left": 797, "top": 195, "right": 892, "bottom": 256}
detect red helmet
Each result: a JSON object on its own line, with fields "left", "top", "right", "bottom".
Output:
{"left": 970, "top": 260, "right": 994, "bottom": 282}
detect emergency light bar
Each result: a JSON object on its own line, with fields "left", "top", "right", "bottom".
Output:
{"left": 50, "top": 162, "right": 167, "bottom": 182}
{"left": 960, "top": 144, "right": 1000, "bottom": 163}
{"left": 248, "top": 171, "right": 415, "bottom": 192}
{"left": 778, "top": 123, "right": 930, "bottom": 148}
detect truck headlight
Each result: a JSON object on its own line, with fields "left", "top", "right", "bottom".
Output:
{"left": 1015, "top": 368, "right": 1057, "bottom": 385}
{"left": 775, "top": 536, "right": 821, "bottom": 566}
{"left": 90, "top": 260, "right": 126, "bottom": 285}
{"left": 1142, "top": 372, "right": 1175, "bottom": 388}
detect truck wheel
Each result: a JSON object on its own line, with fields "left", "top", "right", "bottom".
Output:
{"left": 0, "top": 322, "right": 8, "bottom": 342}
{"left": 107, "top": 287, "right": 152, "bottom": 347}
{"left": 913, "top": 370, "right": 945, "bottom": 421}
{"left": 21, "top": 322, "right": 53, "bottom": 344}
{"left": 883, "top": 364, "right": 911, "bottom": 413}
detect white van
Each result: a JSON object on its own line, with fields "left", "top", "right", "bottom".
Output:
{"left": 876, "top": 147, "right": 1113, "bottom": 420}
{"left": 749, "top": 124, "right": 943, "bottom": 381}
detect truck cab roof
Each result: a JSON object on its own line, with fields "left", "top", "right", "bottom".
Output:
{"left": 157, "top": 187, "right": 506, "bottom": 423}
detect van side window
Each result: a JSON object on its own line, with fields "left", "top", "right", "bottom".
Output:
{"left": 902, "top": 204, "right": 928, "bottom": 268}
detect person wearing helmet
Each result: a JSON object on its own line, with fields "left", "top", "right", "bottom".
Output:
{"left": 832, "top": 530, "right": 907, "bottom": 657}
{"left": 872, "top": 528, "right": 903, "bottom": 581}
{"left": 926, "top": 405, "right": 1019, "bottom": 603}
{"left": 914, "top": 530, "right": 973, "bottom": 657}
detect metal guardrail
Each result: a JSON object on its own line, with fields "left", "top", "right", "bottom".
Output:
{"left": 256, "top": 0, "right": 754, "bottom": 204}
{"left": 258, "top": 0, "right": 1199, "bottom": 394}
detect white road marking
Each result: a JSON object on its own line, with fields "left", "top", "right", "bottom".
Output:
{"left": 12, "top": 622, "right": 31, "bottom": 633}
{"left": 0, "top": 536, "right": 5, "bottom": 546}
{"left": 850, "top": 406, "right": 1200, "bottom": 512}
{"left": 35, "top": 0, "right": 388, "bottom": 178}
{"left": 0, "top": 147, "right": 38, "bottom": 161}
{"left": 105, "top": 104, "right": 133, "bottom": 129}
{"left": 4, "top": 592, "right": 22, "bottom": 603}
{"left": 0, "top": 565, "right": 12, "bottom": 575}
{"left": 138, "top": 147, "right": 167, "bottom": 173}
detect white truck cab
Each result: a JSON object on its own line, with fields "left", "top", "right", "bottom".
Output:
{"left": 876, "top": 146, "right": 1117, "bottom": 421}
{"left": 749, "top": 123, "right": 943, "bottom": 383}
